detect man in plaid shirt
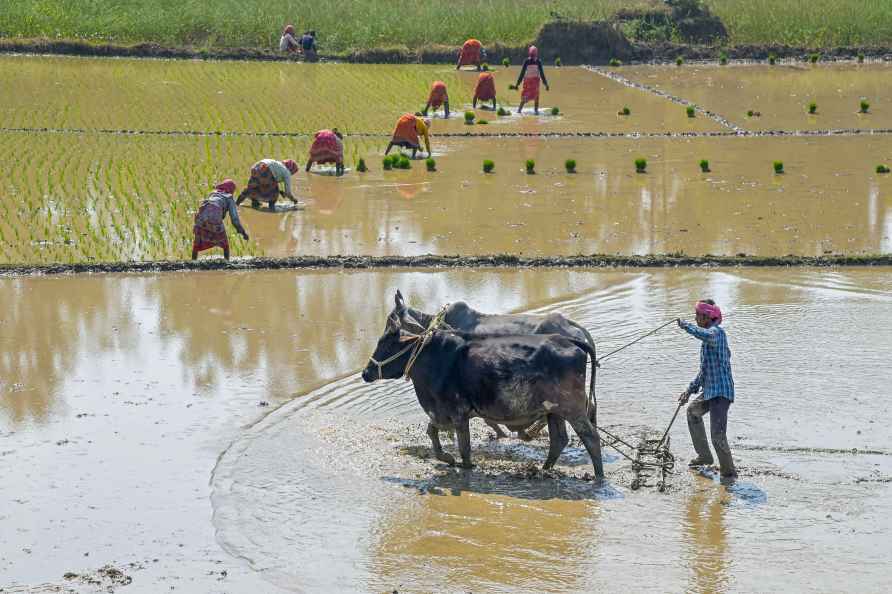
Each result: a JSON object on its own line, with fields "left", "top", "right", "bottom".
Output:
{"left": 677, "top": 299, "right": 737, "bottom": 479}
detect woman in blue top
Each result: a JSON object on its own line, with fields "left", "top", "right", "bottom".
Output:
{"left": 677, "top": 299, "right": 737, "bottom": 479}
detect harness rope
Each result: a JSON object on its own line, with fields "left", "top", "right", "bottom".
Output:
{"left": 367, "top": 305, "right": 453, "bottom": 380}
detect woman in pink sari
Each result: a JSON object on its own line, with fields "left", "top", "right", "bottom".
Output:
{"left": 515, "top": 46, "right": 550, "bottom": 115}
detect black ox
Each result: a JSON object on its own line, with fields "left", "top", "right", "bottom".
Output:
{"left": 392, "top": 291, "right": 598, "bottom": 438}
{"left": 361, "top": 296, "right": 605, "bottom": 478}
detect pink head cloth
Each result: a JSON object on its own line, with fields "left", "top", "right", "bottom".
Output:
{"left": 528, "top": 45, "right": 538, "bottom": 60}
{"left": 695, "top": 301, "right": 723, "bottom": 324}
{"left": 284, "top": 25, "right": 295, "bottom": 35}
{"left": 283, "top": 159, "right": 298, "bottom": 174}
{"left": 215, "top": 179, "right": 236, "bottom": 195}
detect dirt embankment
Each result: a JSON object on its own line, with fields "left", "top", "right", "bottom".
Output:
{"left": 2, "top": 254, "right": 891, "bottom": 277}
{"left": 3, "top": 19, "right": 891, "bottom": 66}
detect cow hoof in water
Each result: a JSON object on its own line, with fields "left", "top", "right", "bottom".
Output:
{"left": 459, "top": 462, "right": 475, "bottom": 470}
{"left": 516, "top": 430, "right": 534, "bottom": 442}
{"left": 436, "top": 453, "right": 456, "bottom": 466}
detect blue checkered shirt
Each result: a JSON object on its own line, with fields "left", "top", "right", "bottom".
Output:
{"left": 683, "top": 322, "right": 734, "bottom": 402}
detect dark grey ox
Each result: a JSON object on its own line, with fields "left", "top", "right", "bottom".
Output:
{"left": 392, "top": 291, "right": 598, "bottom": 438}
{"left": 361, "top": 308, "right": 605, "bottom": 478}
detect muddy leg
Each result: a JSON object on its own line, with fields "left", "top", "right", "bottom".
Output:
{"left": 305, "top": 160, "right": 313, "bottom": 172}
{"left": 455, "top": 418, "right": 474, "bottom": 469}
{"left": 517, "top": 417, "right": 547, "bottom": 441}
{"left": 385, "top": 142, "right": 394, "bottom": 156}
{"left": 568, "top": 417, "right": 604, "bottom": 479}
{"left": 687, "top": 398, "right": 715, "bottom": 466}
{"left": 422, "top": 102, "right": 431, "bottom": 116}
{"left": 485, "top": 420, "right": 509, "bottom": 439}
{"left": 491, "top": 98, "right": 497, "bottom": 110}
{"left": 709, "top": 398, "right": 736, "bottom": 477}
{"left": 517, "top": 101, "right": 525, "bottom": 114}
{"left": 426, "top": 422, "right": 456, "bottom": 466}
{"left": 473, "top": 96, "right": 479, "bottom": 108}
{"left": 543, "top": 415, "right": 569, "bottom": 470}
{"left": 444, "top": 100, "right": 450, "bottom": 118}
{"left": 191, "top": 247, "right": 199, "bottom": 260}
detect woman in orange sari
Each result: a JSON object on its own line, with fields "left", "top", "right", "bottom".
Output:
{"left": 385, "top": 114, "right": 431, "bottom": 159}
{"left": 456, "top": 39, "right": 485, "bottom": 70}
{"left": 472, "top": 71, "right": 497, "bottom": 110}
{"left": 422, "top": 81, "right": 450, "bottom": 118}
{"left": 515, "top": 45, "right": 550, "bottom": 115}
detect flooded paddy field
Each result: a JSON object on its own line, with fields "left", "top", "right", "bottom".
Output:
{"left": 621, "top": 62, "right": 892, "bottom": 132}
{"left": 3, "top": 267, "right": 891, "bottom": 592}
{"left": 2, "top": 131, "right": 891, "bottom": 263}
{"left": 0, "top": 57, "right": 719, "bottom": 135}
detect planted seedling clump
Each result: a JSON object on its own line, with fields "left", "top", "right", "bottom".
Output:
{"left": 525, "top": 159, "right": 535, "bottom": 174}
{"left": 858, "top": 52, "right": 865, "bottom": 64}
{"left": 773, "top": 161, "right": 784, "bottom": 174}
{"left": 383, "top": 155, "right": 394, "bottom": 170}
{"left": 508, "top": 84, "right": 518, "bottom": 91}
{"left": 464, "top": 111, "right": 476, "bottom": 125}
{"left": 481, "top": 63, "right": 490, "bottom": 71}
{"left": 550, "top": 106, "right": 560, "bottom": 116}
{"left": 555, "top": 57, "right": 562, "bottom": 67}
{"left": 398, "top": 155, "right": 412, "bottom": 170}
{"left": 686, "top": 106, "right": 696, "bottom": 118}
{"left": 676, "top": 56, "right": 684, "bottom": 66}
{"left": 357, "top": 158, "right": 368, "bottom": 173}
{"left": 609, "top": 58, "right": 621, "bottom": 67}
{"left": 860, "top": 99, "right": 870, "bottom": 113}
{"left": 502, "top": 57, "right": 510, "bottom": 67}
{"left": 619, "top": 106, "right": 631, "bottom": 116}
{"left": 810, "top": 53, "right": 820, "bottom": 64}
{"left": 426, "top": 157, "right": 436, "bottom": 172}
{"left": 565, "top": 159, "right": 576, "bottom": 174}
{"left": 635, "top": 158, "right": 647, "bottom": 173}
{"left": 808, "top": 102, "right": 818, "bottom": 114}
{"left": 699, "top": 159, "right": 710, "bottom": 173}
{"left": 478, "top": 119, "right": 489, "bottom": 125}
{"left": 876, "top": 164, "right": 890, "bottom": 174}
{"left": 768, "top": 53, "right": 777, "bottom": 65}
{"left": 483, "top": 159, "right": 495, "bottom": 173}
{"left": 497, "top": 106, "right": 510, "bottom": 117}
{"left": 719, "top": 51, "right": 728, "bottom": 65}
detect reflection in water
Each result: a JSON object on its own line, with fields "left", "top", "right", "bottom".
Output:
{"left": 684, "top": 479, "right": 730, "bottom": 594}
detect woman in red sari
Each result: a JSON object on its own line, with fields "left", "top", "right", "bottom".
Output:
{"left": 456, "top": 39, "right": 485, "bottom": 70}
{"left": 192, "top": 180, "right": 249, "bottom": 261}
{"left": 306, "top": 129, "right": 345, "bottom": 176}
{"left": 473, "top": 71, "right": 497, "bottom": 110}
{"left": 422, "top": 81, "right": 450, "bottom": 118}
{"left": 515, "top": 45, "right": 550, "bottom": 115}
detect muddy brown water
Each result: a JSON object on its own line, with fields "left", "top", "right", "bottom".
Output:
{"left": 622, "top": 63, "right": 892, "bottom": 132}
{"left": 3, "top": 267, "right": 890, "bottom": 592}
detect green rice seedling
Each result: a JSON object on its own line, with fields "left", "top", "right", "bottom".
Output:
{"left": 464, "top": 111, "right": 476, "bottom": 125}
{"left": 508, "top": 84, "right": 518, "bottom": 91}
{"left": 635, "top": 158, "right": 647, "bottom": 173}
{"left": 502, "top": 57, "right": 510, "bottom": 67}
{"left": 398, "top": 155, "right": 411, "bottom": 169}
{"left": 769, "top": 53, "right": 777, "bottom": 65}
{"left": 478, "top": 118, "right": 489, "bottom": 124}
{"left": 810, "top": 52, "right": 820, "bottom": 63}
{"left": 525, "top": 159, "right": 535, "bottom": 174}
{"left": 481, "top": 62, "right": 490, "bottom": 71}
{"left": 619, "top": 106, "right": 631, "bottom": 116}
{"left": 860, "top": 99, "right": 870, "bottom": 113}
{"left": 497, "top": 106, "right": 510, "bottom": 117}
{"left": 609, "top": 58, "right": 621, "bottom": 67}
{"left": 747, "top": 109, "right": 754, "bottom": 117}
{"left": 700, "top": 159, "right": 710, "bottom": 173}
{"left": 876, "top": 164, "right": 890, "bottom": 174}
{"left": 686, "top": 105, "right": 696, "bottom": 118}
{"left": 773, "top": 161, "right": 784, "bottom": 174}
{"left": 425, "top": 157, "right": 436, "bottom": 172}
{"left": 483, "top": 159, "right": 495, "bottom": 173}
{"left": 858, "top": 52, "right": 866, "bottom": 63}
{"left": 719, "top": 51, "right": 728, "bottom": 65}
{"left": 808, "top": 101, "right": 818, "bottom": 114}
{"left": 676, "top": 56, "right": 684, "bottom": 66}
{"left": 555, "top": 57, "right": 562, "bottom": 67}
{"left": 415, "top": 111, "right": 424, "bottom": 116}
{"left": 550, "top": 106, "right": 560, "bottom": 116}
{"left": 383, "top": 155, "right": 393, "bottom": 170}
{"left": 565, "top": 159, "right": 576, "bottom": 173}
{"left": 357, "top": 158, "right": 368, "bottom": 172}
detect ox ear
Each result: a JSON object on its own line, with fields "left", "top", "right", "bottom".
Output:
{"left": 394, "top": 290, "right": 406, "bottom": 312}
{"left": 385, "top": 313, "right": 402, "bottom": 334}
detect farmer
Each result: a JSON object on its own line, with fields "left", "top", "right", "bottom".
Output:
{"left": 472, "top": 71, "right": 497, "bottom": 110}
{"left": 515, "top": 45, "right": 550, "bottom": 115}
{"left": 279, "top": 25, "right": 300, "bottom": 53}
{"left": 236, "top": 158, "right": 299, "bottom": 210}
{"left": 385, "top": 113, "right": 431, "bottom": 159}
{"left": 306, "top": 128, "right": 345, "bottom": 176}
{"left": 300, "top": 30, "right": 318, "bottom": 61}
{"left": 456, "top": 38, "right": 485, "bottom": 70}
{"left": 422, "top": 81, "right": 450, "bottom": 118}
{"left": 677, "top": 299, "right": 737, "bottom": 479}
{"left": 192, "top": 180, "right": 249, "bottom": 261}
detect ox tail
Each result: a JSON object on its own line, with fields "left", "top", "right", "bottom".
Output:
{"left": 566, "top": 335, "right": 598, "bottom": 422}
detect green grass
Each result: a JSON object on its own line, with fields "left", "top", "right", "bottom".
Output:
{"left": 3, "top": 1, "right": 891, "bottom": 52}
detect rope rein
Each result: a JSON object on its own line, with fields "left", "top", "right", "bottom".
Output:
{"left": 367, "top": 305, "right": 453, "bottom": 381}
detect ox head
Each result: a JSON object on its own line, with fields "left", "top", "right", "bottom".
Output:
{"left": 361, "top": 304, "right": 417, "bottom": 383}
